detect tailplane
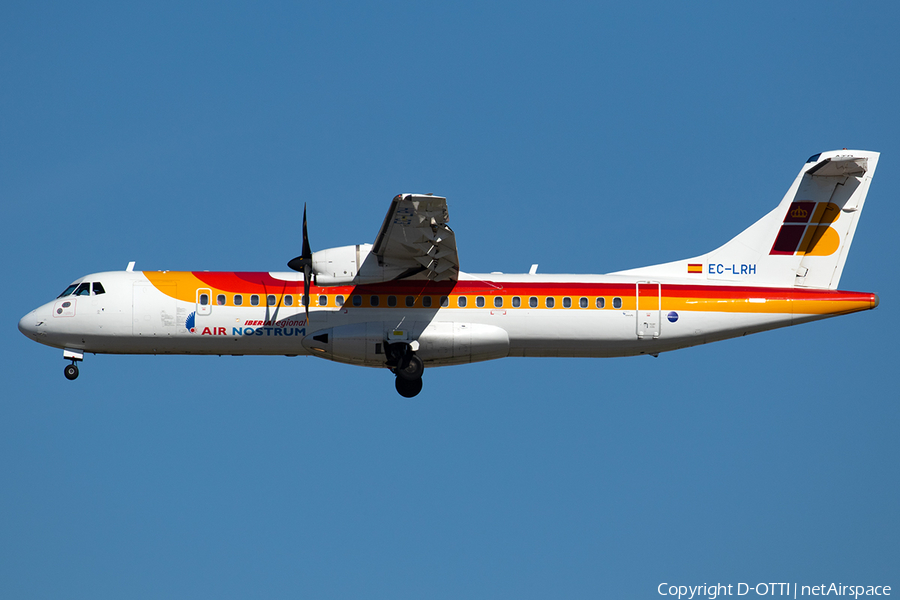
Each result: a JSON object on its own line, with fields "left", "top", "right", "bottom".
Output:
{"left": 614, "top": 149, "right": 879, "bottom": 289}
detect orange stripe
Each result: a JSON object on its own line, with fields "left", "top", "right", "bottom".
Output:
{"left": 143, "top": 272, "right": 876, "bottom": 317}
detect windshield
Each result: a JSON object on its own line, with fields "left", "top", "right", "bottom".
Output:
{"left": 57, "top": 284, "right": 79, "bottom": 298}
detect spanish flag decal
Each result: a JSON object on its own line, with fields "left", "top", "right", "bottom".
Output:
{"left": 688, "top": 263, "right": 703, "bottom": 274}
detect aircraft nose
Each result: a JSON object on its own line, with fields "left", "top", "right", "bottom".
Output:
{"left": 18, "top": 310, "right": 40, "bottom": 338}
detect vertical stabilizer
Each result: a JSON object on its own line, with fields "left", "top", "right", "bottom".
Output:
{"left": 614, "top": 150, "right": 879, "bottom": 289}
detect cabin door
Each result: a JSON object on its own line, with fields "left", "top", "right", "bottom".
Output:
{"left": 635, "top": 281, "right": 661, "bottom": 339}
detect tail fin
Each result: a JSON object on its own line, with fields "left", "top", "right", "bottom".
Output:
{"left": 615, "top": 149, "right": 879, "bottom": 289}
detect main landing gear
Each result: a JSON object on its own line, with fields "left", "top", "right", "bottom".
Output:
{"left": 385, "top": 342, "right": 425, "bottom": 398}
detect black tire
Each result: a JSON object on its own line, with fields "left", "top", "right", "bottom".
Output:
{"left": 64, "top": 364, "right": 79, "bottom": 380}
{"left": 396, "top": 354, "right": 424, "bottom": 381}
{"left": 395, "top": 376, "right": 423, "bottom": 398}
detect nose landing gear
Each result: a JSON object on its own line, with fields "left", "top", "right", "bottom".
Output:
{"left": 385, "top": 342, "right": 425, "bottom": 398}
{"left": 64, "top": 363, "right": 79, "bottom": 380}
{"left": 62, "top": 348, "right": 84, "bottom": 381}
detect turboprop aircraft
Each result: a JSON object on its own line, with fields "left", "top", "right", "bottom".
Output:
{"left": 18, "top": 149, "right": 880, "bottom": 397}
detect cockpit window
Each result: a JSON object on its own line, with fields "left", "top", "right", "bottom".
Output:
{"left": 58, "top": 284, "right": 79, "bottom": 298}
{"left": 74, "top": 282, "right": 91, "bottom": 296}
{"left": 92, "top": 282, "right": 105, "bottom": 295}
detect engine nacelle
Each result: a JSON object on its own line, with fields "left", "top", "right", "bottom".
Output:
{"left": 311, "top": 244, "right": 408, "bottom": 286}
{"left": 310, "top": 244, "right": 369, "bottom": 285}
{"left": 302, "top": 321, "right": 509, "bottom": 368}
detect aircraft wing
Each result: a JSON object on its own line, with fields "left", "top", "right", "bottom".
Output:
{"left": 371, "top": 194, "right": 460, "bottom": 282}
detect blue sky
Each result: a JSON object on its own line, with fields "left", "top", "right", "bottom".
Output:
{"left": 2, "top": 2, "right": 898, "bottom": 598}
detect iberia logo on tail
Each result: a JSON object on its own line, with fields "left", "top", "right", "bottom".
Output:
{"left": 771, "top": 201, "right": 841, "bottom": 256}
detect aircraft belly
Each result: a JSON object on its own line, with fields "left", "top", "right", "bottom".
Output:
{"left": 498, "top": 310, "right": 797, "bottom": 358}
{"left": 312, "top": 308, "right": 800, "bottom": 361}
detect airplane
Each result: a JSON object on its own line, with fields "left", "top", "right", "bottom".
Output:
{"left": 18, "top": 149, "right": 880, "bottom": 397}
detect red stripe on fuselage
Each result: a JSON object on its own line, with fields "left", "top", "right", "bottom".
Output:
{"left": 188, "top": 272, "right": 874, "bottom": 305}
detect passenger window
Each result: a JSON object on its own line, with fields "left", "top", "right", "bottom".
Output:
{"left": 75, "top": 282, "right": 91, "bottom": 296}
{"left": 423, "top": 296, "right": 432, "bottom": 308}
{"left": 284, "top": 295, "right": 293, "bottom": 306}
{"left": 494, "top": 296, "right": 503, "bottom": 308}
{"left": 336, "top": 295, "right": 344, "bottom": 306}
{"left": 199, "top": 293, "right": 209, "bottom": 306}
{"left": 250, "top": 295, "right": 259, "bottom": 306}
{"left": 234, "top": 295, "right": 243, "bottom": 306}
{"left": 370, "top": 295, "right": 380, "bottom": 307}
{"left": 58, "top": 284, "right": 79, "bottom": 298}
{"left": 613, "top": 297, "right": 622, "bottom": 309}
{"left": 388, "top": 295, "right": 397, "bottom": 307}
{"left": 352, "top": 295, "right": 362, "bottom": 307}
{"left": 405, "top": 296, "right": 415, "bottom": 307}
{"left": 458, "top": 296, "right": 467, "bottom": 308}
{"left": 563, "top": 297, "right": 572, "bottom": 308}
{"left": 217, "top": 294, "right": 226, "bottom": 306}
{"left": 319, "top": 295, "right": 327, "bottom": 306}
{"left": 440, "top": 296, "right": 449, "bottom": 307}
{"left": 512, "top": 296, "right": 521, "bottom": 308}
{"left": 529, "top": 296, "right": 538, "bottom": 308}
{"left": 596, "top": 297, "right": 605, "bottom": 309}
{"left": 92, "top": 282, "right": 106, "bottom": 295}
{"left": 267, "top": 295, "right": 276, "bottom": 306}
{"left": 579, "top": 297, "right": 588, "bottom": 308}
{"left": 476, "top": 296, "right": 485, "bottom": 308}
{"left": 302, "top": 295, "right": 309, "bottom": 306}
{"left": 545, "top": 297, "right": 555, "bottom": 308}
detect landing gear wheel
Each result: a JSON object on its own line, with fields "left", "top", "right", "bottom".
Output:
{"left": 396, "top": 354, "right": 424, "bottom": 381}
{"left": 64, "top": 363, "right": 79, "bottom": 380}
{"left": 395, "top": 376, "right": 423, "bottom": 398}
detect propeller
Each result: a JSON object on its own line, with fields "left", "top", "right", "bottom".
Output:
{"left": 287, "top": 204, "right": 313, "bottom": 322}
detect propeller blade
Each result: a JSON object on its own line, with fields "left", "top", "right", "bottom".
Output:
{"left": 304, "top": 265, "right": 312, "bottom": 322}
{"left": 301, "top": 203, "right": 311, "bottom": 260}
{"left": 301, "top": 204, "right": 313, "bottom": 321}
{"left": 284, "top": 204, "right": 313, "bottom": 319}
{"left": 288, "top": 204, "right": 313, "bottom": 272}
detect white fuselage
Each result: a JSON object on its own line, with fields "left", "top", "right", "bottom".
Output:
{"left": 18, "top": 269, "right": 877, "bottom": 368}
